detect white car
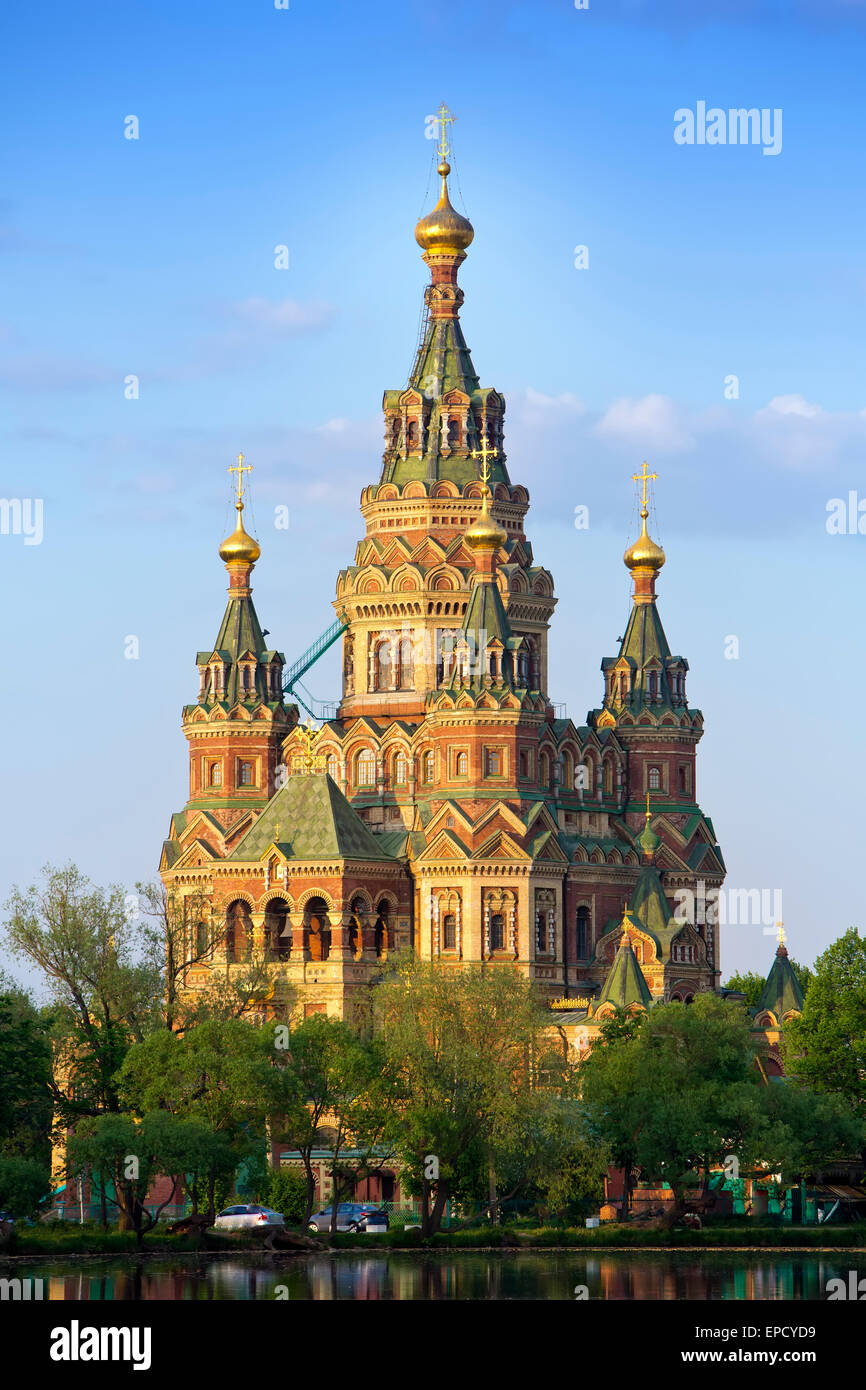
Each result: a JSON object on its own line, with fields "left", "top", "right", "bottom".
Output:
{"left": 213, "top": 1204, "right": 285, "bottom": 1231}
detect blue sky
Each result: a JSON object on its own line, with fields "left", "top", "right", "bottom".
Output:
{"left": 2, "top": 0, "right": 865, "bottom": 987}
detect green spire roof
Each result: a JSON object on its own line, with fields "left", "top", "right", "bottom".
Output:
{"left": 756, "top": 944, "right": 805, "bottom": 1020}
{"left": 227, "top": 774, "right": 395, "bottom": 863}
{"left": 595, "top": 922, "right": 653, "bottom": 1012}
{"left": 629, "top": 863, "right": 673, "bottom": 940}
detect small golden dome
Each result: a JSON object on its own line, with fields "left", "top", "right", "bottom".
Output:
{"left": 624, "top": 513, "right": 665, "bottom": 572}
{"left": 465, "top": 497, "right": 507, "bottom": 552}
{"left": 415, "top": 161, "right": 475, "bottom": 256}
{"left": 219, "top": 503, "right": 261, "bottom": 566}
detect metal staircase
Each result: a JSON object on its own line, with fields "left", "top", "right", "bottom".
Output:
{"left": 282, "top": 614, "right": 347, "bottom": 722}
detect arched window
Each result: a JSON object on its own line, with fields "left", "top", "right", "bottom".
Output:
{"left": 406, "top": 420, "right": 419, "bottom": 449}
{"left": 576, "top": 905, "right": 590, "bottom": 960}
{"left": 648, "top": 766, "right": 661, "bottom": 791}
{"left": 374, "top": 900, "right": 389, "bottom": 958}
{"left": 455, "top": 751, "right": 468, "bottom": 777}
{"left": 356, "top": 750, "right": 376, "bottom": 786}
{"left": 603, "top": 761, "right": 613, "bottom": 797}
{"left": 394, "top": 751, "right": 408, "bottom": 785}
{"left": 519, "top": 749, "right": 530, "bottom": 780}
{"left": 447, "top": 417, "right": 460, "bottom": 447}
{"left": 485, "top": 748, "right": 503, "bottom": 777}
{"left": 398, "top": 636, "right": 413, "bottom": 690}
{"left": 540, "top": 752, "right": 550, "bottom": 787}
{"left": 648, "top": 671, "right": 658, "bottom": 699}
{"left": 304, "top": 896, "right": 331, "bottom": 962}
{"left": 326, "top": 754, "right": 339, "bottom": 781}
{"left": 443, "top": 913, "right": 456, "bottom": 951}
{"left": 490, "top": 913, "right": 505, "bottom": 952}
{"left": 374, "top": 639, "right": 392, "bottom": 692}
{"left": 239, "top": 762, "right": 254, "bottom": 787}
{"left": 195, "top": 919, "right": 209, "bottom": 957}
{"left": 225, "top": 900, "right": 252, "bottom": 964}
{"left": 422, "top": 750, "right": 435, "bottom": 784}
{"left": 209, "top": 762, "right": 222, "bottom": 787}
{"left": 265, "top": 898, "right": 291, "bottom": 959}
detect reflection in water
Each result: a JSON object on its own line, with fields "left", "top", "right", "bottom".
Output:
{"left": 4, "top": 1251, "right": 865, "bottom": 1302}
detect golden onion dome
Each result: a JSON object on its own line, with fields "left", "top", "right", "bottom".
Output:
{"left": 624, "top": 512, "right": 665, "bottom": 572}
{"left": 415, "top": 161, "right": 475, "bottom": 256}
{"left": 219, "top": 502, "right": 261, "bottom": 566}
{"left": 465, "top": 497, "right": 507, "bottom": 552}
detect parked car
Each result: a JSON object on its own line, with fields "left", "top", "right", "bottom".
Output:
{"left": 308, "top": 1202, "right": 389, "bottom": 1233}
{"left": 213, "top": 1204, "right": 285, "bottom": 1231}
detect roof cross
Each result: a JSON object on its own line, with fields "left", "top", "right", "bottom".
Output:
{"left": 471, "top": 437, "right": 498, "bottom": 493}
{"left": 632, "top": 459, "right": 658, "bottom": 512}
{"left": 776, "top": 919, "right": 786, "bottom": 947}
{"left": 228, "top": 451, "right": 252, "bottom": 505}
{"left": 436, "top": 103, "right": 456, "bottom": 162}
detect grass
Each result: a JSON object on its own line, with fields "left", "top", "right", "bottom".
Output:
{"left": 4, "top": 1219, "right": 866, "bottom": 1257}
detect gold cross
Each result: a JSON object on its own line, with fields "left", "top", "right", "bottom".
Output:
{"left": 471, "top": 438, "right": 499, "bottom": 493}
{"left": 436, "top": 103, "right": 455, "bottom": 162}
{"left": 632, "top": 459, "right": 658, "bottom": 510}
{"left": 776, "top": 919, "right": 786, "bottom": 947}
{"left": 228, "top": 451, "right": 252, "bottom": 505}
{"left": 274, "top": 821, "right": 280, "bottom": 843}
{"left": 298, "top": 718, "right": 323, "bottom": 773}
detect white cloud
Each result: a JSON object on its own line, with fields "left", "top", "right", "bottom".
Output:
{"left": 763, "top": 394, "right": 822, "bottom": 418}
{"left": 227, "top": 297, "right": 335, "bottom": 336}
{"left": 595, "top": 393, "right": 695, "bottom": 452}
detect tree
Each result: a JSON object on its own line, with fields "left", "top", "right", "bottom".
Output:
{"left": 118, "top": 1018, "right": 273, "bottom": 1141}
{"left": 489, "top": 1091, "right": 607, "bottom": 1223}
{"left": 759, "top": 1082, "right": 863, "bottom": 1183}
{"left": 374, "top": 954, "right": 567, "bottom": 1235}
{"left": 0, "top": 1155, "right": 51, "bottom": 1219}
{"left": 0, "top": 984, "right": 53, "bottom": 1163}
{"left": 134, "top": 881, "right": 279, "bottom": 1034}
{"left": 268, "top": 1014, "right": 396, "bottom": 1229}
{"left": 3, "top": 865, "right": 160, "bottom": 1124}
{"left": 67, "top": 1112, "right": 181, "bottom": 1245}
{"left": 784, "top": 928, "right": 866, "bottom": 1132}
{"left": 581, "top": 996, "right": 771, "bottom": 1221}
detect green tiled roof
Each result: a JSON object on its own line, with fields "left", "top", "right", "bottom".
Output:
{"left": 756, "top": 947, "right": 804, "bottom": 1019}
{"left": 629, "top": 864, "right": 673, "bottom": 942}
{"left": 596, "top": 931, "right": 653, "bottom": 1012}
{"left": 227, "top": 774, "right": 396, "bottom": 863}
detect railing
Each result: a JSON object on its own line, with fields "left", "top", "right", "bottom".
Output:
{"left": 282, "top": 616, "right": 347, "bottom": 695}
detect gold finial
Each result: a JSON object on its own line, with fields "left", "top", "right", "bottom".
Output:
{"left": 299, "top": 718, "right": 321, "bottom": 773}
{"left": 229, "top": 452, "right": 252, "bottom": 506}
{"left": 415, "top": 104, "right": 474, "bottom": 257}
{"left": 776, "top": 919, "right": 786, "bottom": 947}
{"left": 645, "top": 790, "right": 651, "bottom": 824}
{"left": 624, "top": 460, "right": 665, "bottom": 575}
{"left": 436, "top": 102, "right": 455, "bottom": 162}
{"left": 274, "top": 821, "right": 280, "bottom": 843}
{"left": 220, "top": 452, "right": 261, "bottom": 566}
{"left": 466, "top": 438, "right": 506, "bottom": 551}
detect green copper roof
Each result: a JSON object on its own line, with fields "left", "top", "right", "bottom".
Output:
{"left": 596, "top": 929, "right": 653, "bottom": 1012}
{"left": 410, "top": 315, "right": 479, "bottom": 399}
{"left": 756, "top": 946, "right": 804, "bottom": 1020}
{"left": 629, "top": 864, "right": 673, "bottom": 941}
{"left": 227, "top": 774, "right": 395, "bottom": 863}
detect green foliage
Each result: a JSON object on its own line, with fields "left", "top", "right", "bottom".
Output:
{"left": 0, "top": 988, "right": 52, "bottom": 1162}
{"left": 0, "top": 1155, "right": 51, "bottom": 1218}
{"left": 374, "top": 953, "right": 572, "bottom": 1233}
{"left": 2, "top": 864, "right": 160, "bottom": 1122}
{"left": 261, "top": 1166, "right": 308, "bottom": 1225}
{"left": 784, "top": 928, "right": 866, "bottom": 1124}
{"left": 581, "top": 996, "right": 771, "bottom": 1205}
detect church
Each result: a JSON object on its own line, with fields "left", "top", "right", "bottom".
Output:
{"left": 159, "top": 113, "right": 756, "bottom": 1057}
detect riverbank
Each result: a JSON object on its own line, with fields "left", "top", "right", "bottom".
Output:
{"left": 3, "top": 1221, "right": 865, "bottom": 1257}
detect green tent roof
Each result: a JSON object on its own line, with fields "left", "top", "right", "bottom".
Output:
{"left": 595, "top": 927, "right": 653, "bottom": 1012}
{"left": 756, "top": 946, "right": 804, "bottom": 1019}
{"left": 227, "top": 774, "right": 397, "bottom": 863}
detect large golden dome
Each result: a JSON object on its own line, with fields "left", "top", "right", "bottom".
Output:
{"left": 415, "top": 161, "right": 475, "bottom": 256}
{"left": 219, "top": 502, "right": 261, "bottom": 566}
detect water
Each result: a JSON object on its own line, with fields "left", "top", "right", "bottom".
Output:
{"left": 3, "top": 1250, "right": 863, "bottom": 1300}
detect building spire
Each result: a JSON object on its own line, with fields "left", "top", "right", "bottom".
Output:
{"left": 220, "top": 452, "right": 261, "bottom": 587}
{"left": 623, "top": 460, "right": 665, "bottom": 605}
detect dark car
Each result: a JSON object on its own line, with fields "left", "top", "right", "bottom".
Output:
{"left": 308, "top": 1202, "right": 389, "bottom": 1233}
